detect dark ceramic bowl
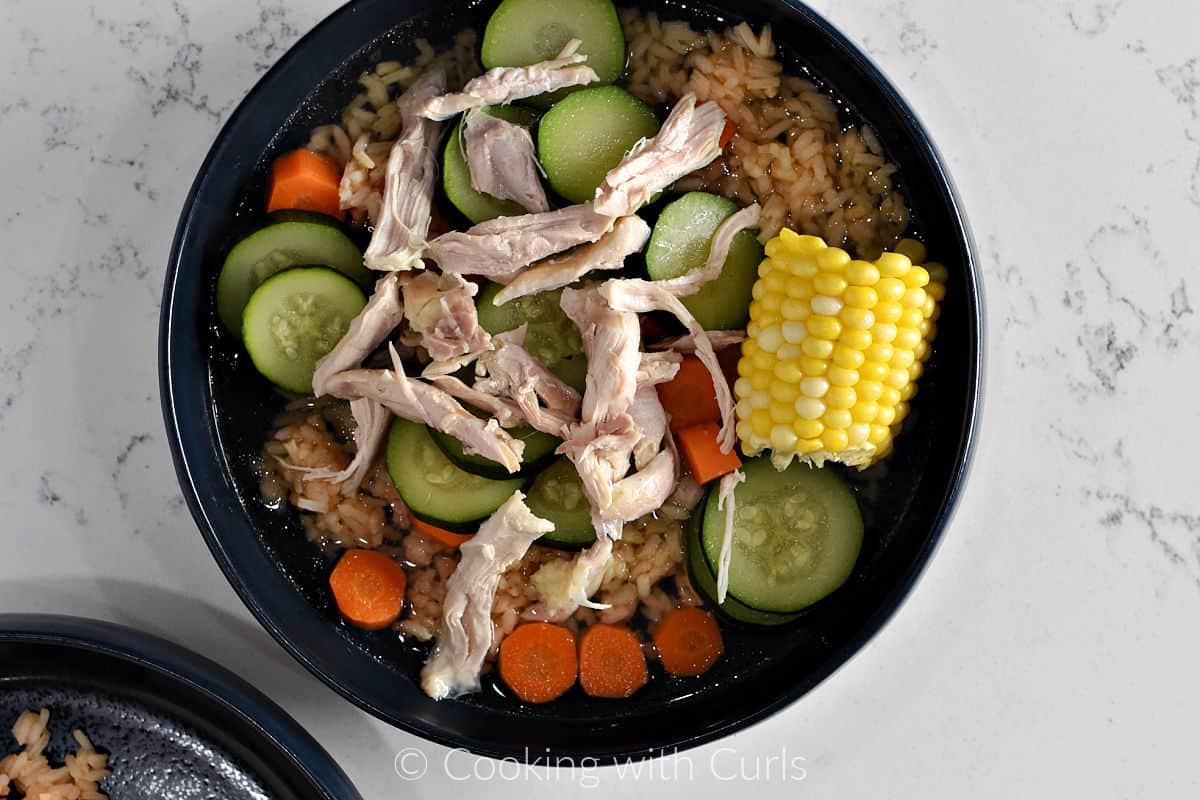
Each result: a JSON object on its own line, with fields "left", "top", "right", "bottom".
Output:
{"left": 160, "top": 0, "right": 981, "bottom": 762}
{"left": 0, "top": 615, "right": 361, "bottom": 799}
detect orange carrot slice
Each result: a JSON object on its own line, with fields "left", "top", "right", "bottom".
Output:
{"left": 676, "top": 422, "right": 742, "bottom": 484}
{"left": 498, "top": 622, "right": 578, "bottom": 703}
{"left": 657, "top": 356, "right": 723, "bottom": 432}
{"left": 578, "top": 624, "right": 648, "bottom": 699}
{"left": 328, "top": 549, "right": 407, "bottom": 630}
{"left": 653, "top": 607, "right": 724, "bottom": 677}
{"left": 409, "top": 516, "right": 474, "bottom": 550}
{"left": 266, "top": 149, "right": 343, "bottom": 219}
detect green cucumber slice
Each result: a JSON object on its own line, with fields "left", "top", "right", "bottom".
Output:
{"left": 442, "top": 105, "right": 540, "bottom": 224}
{"left": 241, "top": 267, "right": 367, "bottom": 394}
{"left": 217, "top": 220, "right": 370, "bottom": 333}
{"left": 700, "top": 458, "right": 863, "bottom": 614}
{"left": 476, "top": 283, "right": 586, "bottom": 387}
{"left": 537, "top": 86, "right": 659, "bottom": 204}
{"left": 481, "top": 0, "right": 625, "bottom": 96}
{"left": 645, "top": 192, "right": 764, "bottom": 330}
{"left": 386, "top": 418, "right": 525, "bottom": 528}
{"left": 430, "top": 423, "right": 560, "bottom": 479}
{"left": 525, "top": 458, "right": 596, "bottom": 546}
{"left": 685, "top": 501, "right": 800, "bottom": 626}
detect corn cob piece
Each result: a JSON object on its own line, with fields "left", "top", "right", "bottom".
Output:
{"left": 734, "top": 231, "right": 945, "bottom": 469}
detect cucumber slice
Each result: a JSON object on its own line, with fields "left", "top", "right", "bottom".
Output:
{"left": 430, "top": 422, "right": 560, "bottom": 479}
{"left": 646, "top": 192, "right": 764, "bottom": 330}
{"left": 526, "top": 458, "right": 596, "bottom": 546}
{"left": 700, "top": 458, "right": 863, "bottom": 613}
{"left": 476, "top": 283, "right": 586, "bottom": 386}
{"left": 241, "top": 267, "right": 367, "bottom": 394}
{"left": 685, "top": 501, "right": 800, "bottom": 627}
{"left": 217, "top": 221, "right": 370, "bottom": 333}
{"left": 386, "top": 418, "right": 525, "bottom": 528}
{"left": 481, "top": 0, "right": 625, "bottom": 92}
{"left": 442, "top": 105, "right": 540, "bottom": 224}
{"left": 267, "top": 209, "right": 342, "bottom": 226}
{"left": 537, "top": 86, "right": 659, "bottom": 204}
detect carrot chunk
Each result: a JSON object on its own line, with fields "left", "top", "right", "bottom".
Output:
{"left": 498, "top": 622, "right": 578, "bottom": 703}
{"left": 676, "top": 422, "right": 742, "bottom": 484}
{"left": 266, "top": 148, "right": 343, "bottom": 218}
{"left": 579, "top": 623, "right": 648, "bottom": 699}
{"left": 657, "top": 356, "right": 723, "bottom": 431}
{"left": 719, "top": 118, "right": 737, "bottom": 148}
{"left": 409, "top": 516, "right": 474, "bottom": 550}
{"left": 653, "top": 607, "right": 724, "bottom": 677}
{"left": 328, "top": 549, "right": 407, "bottom": 630}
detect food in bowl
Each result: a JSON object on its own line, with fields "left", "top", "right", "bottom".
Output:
{"left": 220, "top": 0, "right": 947, "bottom": 704}
{"left": 0, "top": 709, "right": 110, "bottom": 799}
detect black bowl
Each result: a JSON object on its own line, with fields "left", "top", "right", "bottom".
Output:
{"left": 0, "top": 615, "right": 361, "bottom": 799}
{"left": 160, "top": 0, "right": 981, "bottom": 762}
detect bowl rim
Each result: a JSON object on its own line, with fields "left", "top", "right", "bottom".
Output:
{"left": 0, "top": 613, "right": 363, "bottom": 799}
{"left": 159, "top": 0, "right": 982, "bottom": 762}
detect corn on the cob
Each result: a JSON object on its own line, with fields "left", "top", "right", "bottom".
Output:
{"left": 734, "top": 231, "right": 945, "bottom": 469}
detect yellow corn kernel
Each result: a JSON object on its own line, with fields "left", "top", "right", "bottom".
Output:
{"left": 902, "top": 288, "right": 927, "bottom": 309}
{"left": 823, "top": 408, "right": 853, "bottom": 430}
{"left": 826, "top": 386, "right": 857, "bottom": 409}
{"left": 899, "top": 381, "right": 917, "bottom": 401}
{"left": 750, "top": 410, "right": 772, "bottom": 437}
{"left": 874, "top": 303, "right": 902, "bottom": 324}
{"left": 851, "top": 401, "right": 879, "bottom": 423}
{"left": 777, "top": 343, "right": 803, "bottom": 362}
{"left": 893, "top": 327, "right": 922, "bottom": 352}
{"left": 893, "top": 238, "right": 927, "bottom": 265}
{"left": 840, "top": 306, "right": 876, "bottom": 330}
{"left": 890, "top": 349, "right": 916, "bottom": 370}
{"left": 832, "top": 346, "right": 865, "bottom": 369}
{"left": 875, "top": 252, "right": 911, "bottom": 278}
{"left": 770, "top": 401, "right": 795, "bottom": 422}
{"left": 874, "top": 405, "right": 896, "bottom": 427}
{"left": 845, "top": 260, "right": 880, "bottom": 286}
{"left": 868, "top": 424, "right": 891, "bottom": 445}
{"left": 816, "top": 247, "right": 850, "bottom": 272}
{"left": 827, "top": 366, "right": 860, "bottom": 387}
{"left": 750, "top": 371, "right": 771, "bottom": 392}
{"left": 770, "top": 381, "right": 800, "bottom": 403}
{"left": 811, "top": 295, "right": 844, "bottom": 316}
{"left": 734, "top": 377, "right": 753, "bottom": 398}
{"left": 751, "top": 351, "right": 774, "bottom": 372}
{"left": 797, "top": 438, "right": 824, "bottom": 454}
{"left": 759, "top": 293, "right": 783, "bottom": 313}
{"left": 857, "top": 381, "right": 884, "bottom": 402}
{"left": 860, "top": 361, "right": 888, "bottom": 382}
{"left": 893, "top": 401, "right": 910, "bottom": 424}
{"left": 876, "top": 277, "right": 906, "bottom": 303}
{"left": 844, "top": 286, "right": 879, "bottom": 308}
{"left": 813, "top": 273, "right": 848, "bottom": 296}
{"left": 904, "top": 266, "right": 930, "bottom": 288}
{"left": 794, "top": 396, "right": 826, "bottom": 420}
{"left": 806, "top": 315, "right": 842, "bottom": 340}
{"left": 822, "top": 428, "right": 849, "bottom": 452}
{"left": 770, "top": 425, "right": 798, "bottom": 452}
{"left": 841, "top": 328, "right": 873, "bottom": 350}
{"left": 800, "top": 377, "right": 829, "bottom": 398}
{"left": 900, "top": 307, "right": 925, "bottom": 329}
{"left": 879, "top": 386, "right": 901, "bottom": 408}
{"left": 773, "top": 360, "right": 804, "bottom": 384}
{"left": 872, "top": 323, "right": 898, "bottom": 344}
{"left": 909, "top": 360, "right": 925, "bottom": 382}
{"left": 847, "top": 423, "right": 871, "bottom": 446}
{"left": 800, "top": 337, "right": 834, "bottom": 359}
{"left": 758, "top": 325, "right": 783, "bottom": 353}
{"left": 749, "top": 390, "right": 770, "bottom": 409}
{"left": 781, "top": 321, "right": 808, "bottom": 343}
{"left": 793, "top": 418, "right": 824, "bottom": 439}
{"left": 798, "top": 356, "right": 828, "bottom": 376}
{"left": 780, "top": 297, "right": 812, "bottom": 321}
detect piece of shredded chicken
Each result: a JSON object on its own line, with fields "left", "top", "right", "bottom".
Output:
{"left": 461, "top": 107, "right": 549, "bottom": 214}
{"left": 417, "top": 39, "right": 598, "bottom": 121}
{"left": 428, "top": 375, "right": 524, "bottom": 428}
{"left": 628, "top": 382, "right": 672, "bottom": 469}
{"left": 401, "top": 271, "right": 491, "bottom": 371}
{"left": 559, "top": 285, "right": 642, "bottom": 427}
{"left": 473, "top": 329, "right": 581, "bottom": 438}
{"left": 324, "top": 345, "right": 525, "bottom": 473}
{"left": 654, "top": 203, "right": 762, "bottom": 296}
{"left": 295, "top": 397, "right": 392, "bottom": 496}
{"left": 421, "top": 492, "right": 554, "bottom": 700}
{"left": 429, "top": 204, "right": 615, "bottom": 279}
{"left": 492, "top": 215, "right": 651, "bottom": 305}
{"left": 593, "top": 94, "right": 726, "bottom": 216}
{"left": 715, "top": 468, "right": 746, "bottom": 604}
{"left": 312, "top": 273, "right": 406, "bottom": 397}
{"left": 650, "top": 330, "right": 746, "bottom": 353}
{"left": 363, "top": 67, "right": 446, "bottom": 271}
{"left": 599, "top": 278, "right": 737, "bottom": 453}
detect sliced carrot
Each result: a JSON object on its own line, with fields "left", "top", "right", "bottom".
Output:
{"left": 676, "top": 422, "right": 742, "bottom": 484}
{"left": 578, "top": 624, "right": 648, "bottom": 699}
{"left": 653, "top": 607, "right": 724, "bottom": 677}
{"left": 328, "top": 549, "right": 407, "bottom": 630}
{"left": 266, "top": 149, "right": 343, "bottom": 219}
{"left": 498, "top": 622, "right": 578, "bottom": 703}
{"left": 657, "top": 356, "right": 723, "bottom": 431}
{"left": 719, "top": 118, "right": 737, "bottom": 148}
{"left": 409, "top": 516, "right": 474, "bottom": 550}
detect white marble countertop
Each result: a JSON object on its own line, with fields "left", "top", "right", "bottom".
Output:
{"left": 1, "top": 0, "right": 1197, "bottom": 796}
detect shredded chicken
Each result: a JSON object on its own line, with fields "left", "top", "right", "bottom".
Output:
{"left": 492, "top": 215, "right": 651, "bottom": 305}
{"left": 607, "top": 441, "right": 678, "bottom": 521}
{"left": 429, "top": 204, "right": 615, "bottom": 279}
{"left": 462, "top": 107, "right": 549, "bottom": 213}
{"left": 628, "top": 383, "right": 670, "bottom": 469}
{"left": 473, "top": 329, "right": 580, "bottom": 437}
{"left": 364, "top": 67, "right": 446, "bottom": 271}
{"left": 600, "top": 278, "right": 737, "bottom": 453}
{"left": 401, "top": 271, "right": 491, "bottom": 369}
{"left": 594, "top": 94, "right": 726, "bottom": 216}
{"left": 559, "top": 285, "right": 642, "bottom": 427}
{"left": 339, "top": 135, "right": 392, "bottom": 226}
{"left": 324, "top": 346, "right": 525, "bottom": 473}
{"left": 650, "top": 330, "right": 746, "bottom": 353}
{"left": 428, "top": 375, "right": 524, "bottom": 428}
{"left": 654, "top": 203, "right": 762, "bottom": 296}
{"left": 295, "top": 398, "right": 391, "bottom": 496}
{"left": 715, "top": 469, "right": 746, "bottom": 604}
{"left": 418, "top": 39, "right": 598, "bottom": 121}
{"left": 636, "top": 350, "right": 683, "bottom": 386}
{"left": 421, "top": 492, "right": 554, "bottom": 699}
{"left": 312, "top": 273, "right": 406, "bottom": 397}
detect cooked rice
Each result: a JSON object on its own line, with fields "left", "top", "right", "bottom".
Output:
{"left": 0, "top": 710, "right": 110, "bottom": 800}
{"left": 621, "top": 9, "right": 909, "bottom": 258}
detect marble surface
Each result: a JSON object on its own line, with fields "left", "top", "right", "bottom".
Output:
{"left": 1, "top": 0, "right": 1196, "bottom": 796}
